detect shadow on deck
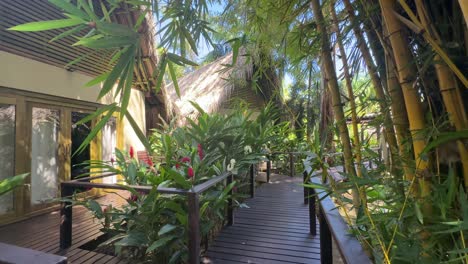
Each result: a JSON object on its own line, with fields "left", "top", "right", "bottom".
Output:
{"left": 204, "top": 173, "right": 321, "bottom": 264}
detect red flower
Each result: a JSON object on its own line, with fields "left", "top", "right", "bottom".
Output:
{"left": 129, "top": 146, "right": 135, "bottom": 159}
{"left": 197, "top": 144, "right": 204, "bottom": 160}
{"left": 187, "top": 167, "right": 194, "bottom": 178}
{"left": 175, "top": 163, "right": 181, "bottom": 169}
{"left": 129, "top": 194, "right": 138, "bottom": 202}
{"left": 110, "top": 157, "right": 115, "bottom": 164}
{"left": 180, "top": 156, "right": 191, "bottom": 163}
{"left": 147, "top": 158, "right": 154, "bottom": 167}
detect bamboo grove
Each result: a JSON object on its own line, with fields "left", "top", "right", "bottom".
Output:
{"left": 8, "top": 0, "right": 468, "bottom": 262}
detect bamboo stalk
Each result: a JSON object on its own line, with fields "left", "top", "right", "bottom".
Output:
{"left": 330, "top": 1, "right": 362, "bottom": 179}
{"left": 415, "top": 0, "right": 468, "bottom": 188}
{"left": 379, "top": 0, "right": 430, "bottom": 197}
{"left": 310, "top": 0, "right": 360, "bottom": 208}
{"left": 385, "top": 42, "right": 414, "bottom": 183}
{"left": 458, "top": 0, "right": 468, "bottom": 29}
{"left": 397, "top": 0, "right": 468, "bottom": 88}
{"left": 343, "top": 0, "right": 405, "bottom": 186}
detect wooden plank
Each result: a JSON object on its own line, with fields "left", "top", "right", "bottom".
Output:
{"left": 207, "top": 174, "right": 322, "bottom": 263}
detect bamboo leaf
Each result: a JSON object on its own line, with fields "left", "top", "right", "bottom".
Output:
{"left": 74, "top": 36, "right": 136, "bottom": 49}
{"left": 167, "top": 61, "right": 180, "bottom": 98}
{"left": 0, "top": 173, "right": 29, "bottom": 196}
{"left": 167, "top": 52, "right": 198, "bottom": 66}
{"left": 189, "top": 101, "right": 206, "bottom": 115}
{"left": 99, "top": 46, "right": 135, "bottom": 99}
{"left": 153, "top": 55, "right": 167, "bottom": 94}
{"left": 74, "top": 107, "right": 116, "bottom": 156}
{"left": 48, "top": 0, "right": 89, "bottom": 19}
{"left": 124, "top": 110, "right": 153, "bottom": 153}
{"left": 8, "top": 18, "right": 84, "bottom": 31}
{"left": 96, "top": 21, "right": 138, "bottom": 37}
{"left": 77, "top": 0, "right": 98, "bottom": 20}
{"left": 49, "top": 25, "right": 86, "bottom": 42}
{"left": 421, "top": 131, "right": 468, "bottom": 155}
{"left": 85, "top": 72, "right": 109, "bottom": 87}
{"left": 75, "top": 103, "right": 117, "bottom": 125}
{"left": 119, "top": 56, "right": 135, "bottom": 118}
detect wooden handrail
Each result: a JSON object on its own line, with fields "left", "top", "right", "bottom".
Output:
{"left": 307, "top": 176, "right": 372, "bottom": 264}
{"left": 60, "top": 171, "right": 234, "bottom": 264}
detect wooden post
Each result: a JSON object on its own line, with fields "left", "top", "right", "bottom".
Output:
{"left": 187, "top": 192, "right": 200, "bottom": 264}
{"left": 319, "top": 207, "right": 332, "bottom": 264}
{"left": 289, "top": 153, "right": 294, "bottom": 177}
{"left": 266, "top": 157, "right": 271, "bottom": 183}
{"left": 60, "top": 184, "right": 72, "bottom": 249}
{"left": 227, "top": 173, "right": 234, "bottom": 226}
{"left": 250, "top": 165, "right": 255, "bottom": 198}
{"left": 303, "top": 171, "right": 309, "bottom": 204}
{"left": 309, "top": 188, "right": 316, "bottom": 235}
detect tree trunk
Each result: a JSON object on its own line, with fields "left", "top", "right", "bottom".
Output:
{"left": 330, "top": 1, "right": 362, "bottom": 179}
{"left": 379, "top": 0, "right": 430, "bottom": 198}
{"left": 343, "top": 0, "right": 400, "bottom": 177}
{"left": 310, "top": 0, "right": 361, "bottom": 207}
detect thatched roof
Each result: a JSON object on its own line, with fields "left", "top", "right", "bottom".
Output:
{"left": 166, "top": 51, "right": 269, "bottom": 123}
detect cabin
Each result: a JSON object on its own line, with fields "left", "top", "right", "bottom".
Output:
{"left": 0, "top": 0, "right": 170, "bottom": 225}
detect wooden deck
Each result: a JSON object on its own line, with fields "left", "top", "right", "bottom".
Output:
{"left": 204, "top": 174, "right": 321, "bottom": 264}
{"left": 0, "top": 193, "right": 127, "bottom": 264}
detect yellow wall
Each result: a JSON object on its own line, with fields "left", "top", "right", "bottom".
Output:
{"left": 0, "top": 51, "right": 147, "bottom": 152}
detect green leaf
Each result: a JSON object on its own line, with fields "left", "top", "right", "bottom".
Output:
{"left": 115, "top": 231, "right": 147, "bottom": 247}
{"left": 165, "top": 168, "right": 191, "bottom": 189}
{"left": 153, "top": 55, "right": 167, "bottom": 94}
{"left": 77, "top": 0, "right": 98, "bottom": 20}
{"left": 146, "top": 235, "right": 176, "bottom": 253}
{"left": 158, "top": 224, "right": 177, "bottom": 236}
{"left": 422, "top": 130, "right": 468, "bottom": 154}
{"left": 74, "top": 106, "right": 116, "bottom": 156}
{"left": 74, "top": 36, "right": 136, "bottom": 49}
{"left": 50, "top": 25, "right": 87, "bottom": 42}
{"left": 9, "top": 18, "right": 84, "bottom": 31}
{"left": 99, "top": 46, "right": 135, "bottom": 99}
{"left": 48, "top": 0, "right": 89, "bottom": 19}
{"left": 96, "top": 21, "right": 138, "bottom": 37}
{"left": 167, "top": 61, "right": 181, "bottom": 98}
{"left": 85, "top": 72, "right": 109, "bottom": 87}
{"left": 189, "top": 101, "right": 206, "bottom": 115}
{"left": 124, "top": 110, "right": 153, "bottom": 153}
{"left": 88, "top": 200, "right": 103, "bottom": 218}
{"left": 119, "top": 54, "right": 135, "bottom": 118}
{"left": 75, "top": 103, "right": 117, "bottom": 126}
{"left": 167, "top": 53, "right": 198, "bottom": 66}
{"left": 0, "top": 173, "right": 28, "bottom": 196}
{"left": 414, "top": 202, "right": 424, "bottom": 224}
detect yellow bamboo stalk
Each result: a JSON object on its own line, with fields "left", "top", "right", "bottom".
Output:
{"left": 379, "top": 0, "right": 430, "bottom": 195}
{"left": 385, "top": 44, "right": 414, "bottom": 182}
{"left": 342, "top": 0, "right": 401, "bottom": 176}
{"left": 397, "top": 0, "right": 468, "bottom": 88}
{"left": 458, "top": 0, "right": 468, "bottom": 29}
{"left": 330, "top": 1, "right": 362, "bottom": 178}
{"left": 310, "top": 0, "right": 359, "bottom": 203}
{"left": 415, "top": 0, "right": 468, "bottom": 187}
{"left": 310, "top": 3, "right": 391, "bottom": 262}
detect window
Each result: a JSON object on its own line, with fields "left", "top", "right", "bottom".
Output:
{"left": 0, "top": 104, "right": 16, "bottom": 214}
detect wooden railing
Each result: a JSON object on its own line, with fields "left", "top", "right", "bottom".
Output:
{"left": 304, "top": 173, "right": 372, "bottom": 264}
{"left": 60, "top": 171, "right": 234, "bottom": 264}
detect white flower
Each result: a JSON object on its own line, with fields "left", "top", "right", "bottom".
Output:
{"left": 244, "top": 145, "right": 252, "bottom": 154}
{"left": 227, "top": 159, "right": 236, "bottom": 172}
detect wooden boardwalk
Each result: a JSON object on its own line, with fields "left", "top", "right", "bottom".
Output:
{"left": 204, "top": 174, "right": 321, "bottom": 264}
{"left": 0, "top": 193, "right": 127, "bottom": 264}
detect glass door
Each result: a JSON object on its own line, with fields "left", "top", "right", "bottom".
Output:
{"left": 29, "top": 105, "right": 61, "bottom": 209}
{"left": 0, "top": 102, "right": 16, "bottom": 217}
{"left": 71, "top": 111, "right": 91, "bottom": 180}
